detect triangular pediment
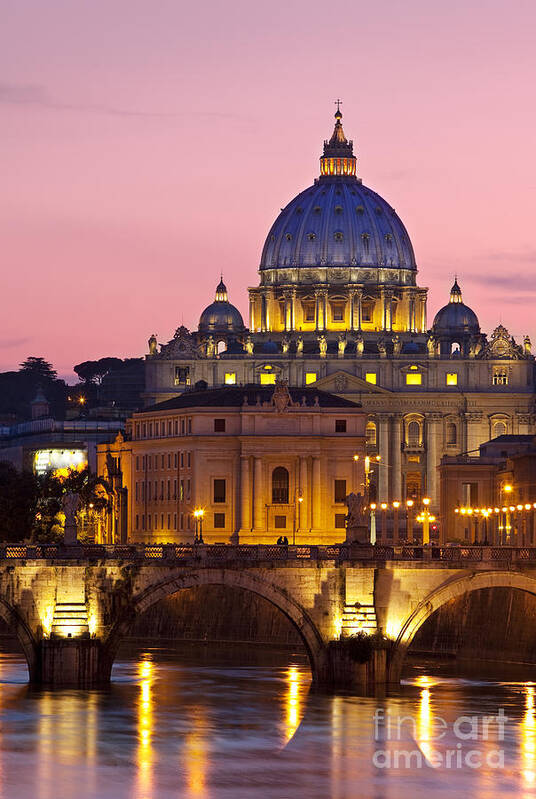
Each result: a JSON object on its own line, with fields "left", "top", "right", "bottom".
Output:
{"left": 314, "top": 370, "right": 391, "bottom": 395}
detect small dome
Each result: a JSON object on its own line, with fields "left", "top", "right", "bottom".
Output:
{"left": 198, "top": 278, "right": 245, "bottom": 335}
{"left": 433, "top": 279, "right": 480, "bottom": 334}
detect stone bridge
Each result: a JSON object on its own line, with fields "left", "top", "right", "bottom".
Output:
{"left": 1, "top": 542, "right": 536, "bottom": 688}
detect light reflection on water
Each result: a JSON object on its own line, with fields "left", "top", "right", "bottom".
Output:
{"left": 0, "top": 646, "right": 534, "bottom": 797}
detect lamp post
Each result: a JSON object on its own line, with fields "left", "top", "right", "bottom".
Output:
{"left": 193, "top": 508, "right": 204, "bottom": 544}
{"left": 406, "top": 499, "right": 414, "bottom": 542}
{"left": 503, "top": 484, "right": 513, "bottom": 544}
{"left": 294, "top": 491, "right": 303, "bottom": 546}
{"left": 393, "top": 501, "right": 400, "bottom": 544}
{"left": 420, "top": 497, "right": 432, "bottom": 545}
{"left": 380, "top": 503, "right": 388, "bottom": 541}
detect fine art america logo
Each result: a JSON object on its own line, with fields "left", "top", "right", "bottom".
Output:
{"left": 372, "top": 707, "right": 507, "bottom": 769}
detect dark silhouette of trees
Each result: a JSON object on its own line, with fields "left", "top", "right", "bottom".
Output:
{"left": 19, "top": 357, "right": 58, "bottom": 381}
{"left": 0, "top": 463, "right": 41, "bottom": 542}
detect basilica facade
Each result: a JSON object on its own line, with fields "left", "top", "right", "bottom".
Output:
{"left": 143, "top": 108, "right": 535, "bottom": 514}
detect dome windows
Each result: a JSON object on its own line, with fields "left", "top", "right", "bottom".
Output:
{"left": 334, "top": 231, "right": 344, "bottom": 241}
{"left": 285, "top": 233, "right": 292, "bottom": 241}
{"left": 334, "top": 205, "right": 343, "bottom": 215}
{"left": 313, "top": 206, "right": 322, "bottom": 214}
{"left": 375, "top": 206, "right": 383, "bottom": 215}
{"left": 356, "top": 205, "right": 364, "bottom": 214}
{"left": 307, "top": 232, "right": 316, "bottom": 241}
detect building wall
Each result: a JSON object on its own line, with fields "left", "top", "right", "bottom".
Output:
{"left": 98, "top": 404, "right": 366, "bottom": 545}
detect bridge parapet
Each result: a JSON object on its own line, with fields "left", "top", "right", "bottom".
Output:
{"left": 1, "top": 543, "right": 536, "bottom": 566}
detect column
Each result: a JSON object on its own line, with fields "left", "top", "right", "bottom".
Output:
{"left": 426, "top": 413, "right": 442, "bottom": 507}
{"left": 380, "top": 288, "right": 386, "bottom": 330}
{"left": 260, "top": 294, "right": 267, "bottom": 332}
{"left": 299, "top": 456, "right": 308, "bottom": 531}
{"left": 240, "top": 456, "right": 251, "bottom": 532}
{"left": 378, "top": 414, "right": 390, "bottom": 502}
{"left": 408, "top": 292, "right": 415, "bottom": 332}
{"left": 284, "top": 292, "right": 292, "bottom": 332}
{"left": 291, "top": 290, "right": 297, "bottom": 331}
{"left": 315, "top": 291, "right": 321, "bottom": 331}
{"left": 348, "top": 291, "right": 355, "bottom": 331}
{"left": 391, "top": 414, "right": 402, "bottom": 501}
{"left": 322, "top": 290, "right": 328, "bottom": 330}
{"left": 253, "top": 457, "right": 264, "bottom": 531}
{"left": 249, "top": 295, "right": 255, "bottom": 332}
{"left": 312, "top": 457, "right": 322, "bottom": 530}
{"left": 357, "top": 289, "right": 363, "bottom": 330}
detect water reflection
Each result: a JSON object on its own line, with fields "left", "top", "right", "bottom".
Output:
{"left": 137, "top": 657, "right": 154, "bottom": 799}
{"left": 522, "top": 685, "right": 536, "bottom": 790}
{"left": 1, "top": 646, "right": 536, "bottom": 798}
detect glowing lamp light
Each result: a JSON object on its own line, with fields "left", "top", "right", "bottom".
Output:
{"left": 381, "top": 503, "right": 388, "bottom": 510}
{"left": 393, "top": 501, "right": 400, "bottom": 509}
{"left": 370, "top": 503, "right": 377, "bottom": 510}
{"left": 504, "top": 485, "right": 513, "bottom": 493}
{"left": 526, "top": 504, "right": 532, "bottom": 511}
{"left": 406, "top": 500, "right": 414, "bottom": 508}
{"left": 353, "top": 454, "right": 359, "bottom": 461}
{"left": 510, "top": 506, "right": 516, "bottom": 512}
{"left": 517, "top": 505, "right": 524, "bottom": 511}
{"left": 423, "top": 497, "right": 431, "bottom": 506}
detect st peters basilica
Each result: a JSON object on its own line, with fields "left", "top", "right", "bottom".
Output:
{"left": 143, "top": 108, "right": 535, "bottom": 512}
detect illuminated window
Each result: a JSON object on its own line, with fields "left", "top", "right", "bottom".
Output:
{"left": 493, "top": 368, "right": 508, "bottom": 385}
{"left": 272, "top": 467, "right": 289, "bottom": 504}
{"left": 334, "top": 479, "right": 347, "bottom": 503}
{"left": 331, "top": 301, "right": 345, "bottom": 321}
{"left": 362, "top": 299, "right": 374, "bottom": 322}
{"left": 366, "top": 421, "right": 377, "bottom": 445}
{"left": 407, "top": 420, "right": 421, "bottom": 447}
{"left": 260, "top": 373, "right": 276, "bottom": 385}
{"left": 305, "top": 372, "right": 317, "bottom": 385}
{"left": 224, "top": 372, "right": 236, "bottom": 385}
{"left": 365, "top": 372, "right": 377, "bottom": 385}
{"left": 492, "top": 420, "right": 507, "bottom": 438}
{"left": 446, "top": 372, "right": 458, "bottom": 386}
{"left": 406, "top": 373, "right": 422, "bottom": 386}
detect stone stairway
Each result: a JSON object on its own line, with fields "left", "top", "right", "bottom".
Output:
{"left": 51, "top": 602, "right": 89, "bottom": 638}
{"left": 341, "top": 603, "right": 377, "bottom": 637}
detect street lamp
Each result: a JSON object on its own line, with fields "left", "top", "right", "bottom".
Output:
{"left": 193, "top": 508, "right": 204, "bottom": 544}
{"left": 406, "top": 499, "right": 414, "bottom": 542}
{"left": 417, "top": 498, "right": 434, "bottom": 545}
{"left": 295, "top": 491, "right": 303, "bottom": 545}
{"left": 393, "top": 501, "right": 400, "bottom": 543}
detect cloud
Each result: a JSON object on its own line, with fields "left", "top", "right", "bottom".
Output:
{"left": 0, "top": 336, "right": 31, "bottom": 349}
{"left": 0, "top": 82, "right": 237, "bottom": 119}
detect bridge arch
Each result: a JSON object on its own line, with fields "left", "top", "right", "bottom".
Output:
{"left": 103, "top": 568, "right": 328, "bottom": 682}
{"left": 389, "top": 570, "right": 536, "bottom": 681}
{"left": 0, "top": 597, "right": 39, "bottom": 681}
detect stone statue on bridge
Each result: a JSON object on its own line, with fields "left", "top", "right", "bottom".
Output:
{"left": 345, "top": 492, "right": 369, "bottom": 544}
{"left": 61, "top": 492, "right": 80, "bottom": 545}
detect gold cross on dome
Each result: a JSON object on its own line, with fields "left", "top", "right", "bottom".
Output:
{"left": 335, "top": 98, "right": 342, "bottom": 112}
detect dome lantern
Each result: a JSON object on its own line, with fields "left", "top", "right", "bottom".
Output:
{"left": 319, "top": 102, "right": 357, "bottom": 179}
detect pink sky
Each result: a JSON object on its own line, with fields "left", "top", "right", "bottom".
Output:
{"left": 2, "top": 0, "right": 536, "bottom": 381}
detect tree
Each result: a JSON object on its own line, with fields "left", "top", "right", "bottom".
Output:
{"left": 19, "top": 357, "right": 57, "bottom": 381}
{"left": 0, "top": 462, "right": 40, "bottom": 542}
{"left": 74, "top": 357, "right": 123, "bottom": 385}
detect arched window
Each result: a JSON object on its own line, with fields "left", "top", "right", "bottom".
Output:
{"left": 407, "top": 420, "right": 421, "bottom": 447}
{"left": 366, "top": 421, "right": 377, "bottom": 446}
{"left": 272, "top": 467, "right": 289, "bottom": 504}
{"left": 492, "top": 420, "right": 507, "bottom": 438}
{"left": 217, "top": 340, "right": 227, "bottom": 355}
{"left": 446, "top": 422, "right": 457, "bottom": 445}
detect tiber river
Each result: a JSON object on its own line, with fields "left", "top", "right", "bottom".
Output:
{"left": 0, "top": 642, "right": 534, "bottom": 799}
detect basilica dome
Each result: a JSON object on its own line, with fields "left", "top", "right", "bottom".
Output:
{"left": 259, "top": 109, "right": 416, "bottom": 281}
{"left": 198, "top": 279, "right": 245, "bottom": 335}
{"left": 432, "top": 279, "right": 480, "bottom": 334}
